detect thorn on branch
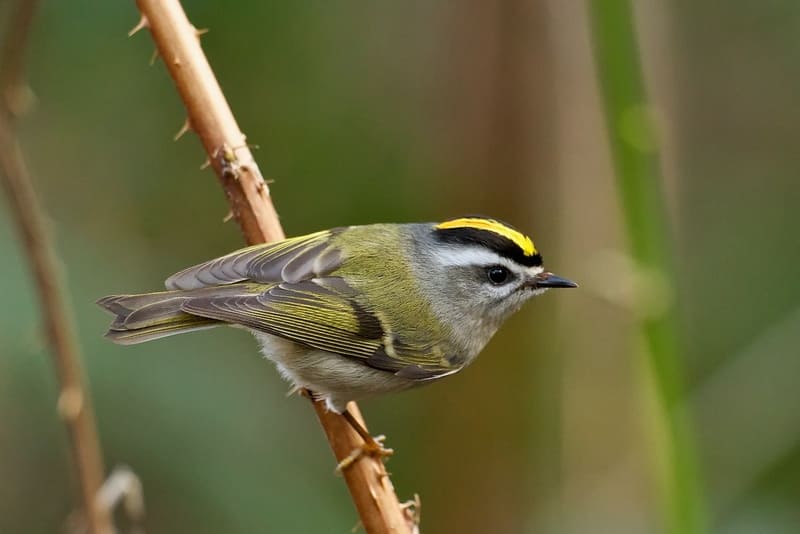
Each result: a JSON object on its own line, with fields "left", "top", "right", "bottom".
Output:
{"left": 222, "top": 210, "right": 234, "bottom": 223}
{"left": 193, "top": 26, "right": 210, "bottom": 39}
{"left": 149, "top": 48, "right": 159, "bottom": 66}
{"left": 400, "top": 494, "right": 422, "bottom": 533}
{"left": 199, "top": 157, "right": 211, "bottom": 170}
{"left": 128, "top": 15, "right": 149, "bottom": 37}
{"left": 174, "top": 118, "right": 191, "bottom": 141}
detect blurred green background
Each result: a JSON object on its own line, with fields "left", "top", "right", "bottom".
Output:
{"left": 1, "top": 1, "right": 799, "bottom": 533}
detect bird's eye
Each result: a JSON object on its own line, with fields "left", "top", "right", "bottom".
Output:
{"left": 486, "top": 266, "right": 511, "bottom": 285}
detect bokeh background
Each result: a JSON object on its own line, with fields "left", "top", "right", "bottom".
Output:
{"left": 1, "top": 1, "right": 799, "bottom": 533}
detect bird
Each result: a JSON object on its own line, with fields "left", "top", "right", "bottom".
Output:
{"left": 98, "top": 216, "right": 576, "bottom": 465}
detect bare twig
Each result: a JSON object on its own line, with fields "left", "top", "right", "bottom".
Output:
{"left": 0, "top": 0, "right": 37, "bottom": 116}
{"left": 0, "top": 2, "right": 113, "bottom": 533}
{"left": 132, "top": 1, "right": 415, "bottom": 532}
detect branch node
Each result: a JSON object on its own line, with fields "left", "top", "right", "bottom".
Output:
{"left": 215, "top": 143, "right": 241, "bottom": 180}
{"left": 57, "top": 386, "right": 84, "bottom": 421}
{"left": 4, "top": 83, "right": 35, "bottom": 118}
{"left": 128, "top": 14, "right": 149, "bottom": 37}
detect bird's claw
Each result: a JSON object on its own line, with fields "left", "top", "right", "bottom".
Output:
{"left": 336, "top": 434, "right": 394, "bottom": 472}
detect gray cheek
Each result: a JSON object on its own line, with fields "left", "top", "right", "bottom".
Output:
{"left": 448, "top": 279, "right": 486, "bottom": 307}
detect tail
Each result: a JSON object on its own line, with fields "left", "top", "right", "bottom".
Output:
{"left": 97, "top": 291, "right": 221, "bottom": 345}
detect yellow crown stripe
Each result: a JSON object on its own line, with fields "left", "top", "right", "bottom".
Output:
{"left": 436, "top": 218, "right": 537, "bottom": 256}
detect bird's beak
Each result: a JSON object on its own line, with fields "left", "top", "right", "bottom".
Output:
{"left": 528, "top": 271, "right": 578, "bottom": 289}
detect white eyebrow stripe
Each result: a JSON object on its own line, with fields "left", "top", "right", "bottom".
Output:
{"left": 430, "top": 246, "right": 509, "bottom": 267}
{"left": 430, "top": 246, "right": 544, "bottom": 276}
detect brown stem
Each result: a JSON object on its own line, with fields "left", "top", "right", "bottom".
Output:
{"left": 0, "top": 0, "right": 37, "bottom": 115}
{"left": 132, "top": 1, "right": 415, "bottom": 531}
{"left": 0, "top": 2, "right": 113, "bottom": 533}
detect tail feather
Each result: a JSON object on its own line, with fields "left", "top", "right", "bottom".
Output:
{"left": 98, "top": 291, "right": 221, "bottom": 345}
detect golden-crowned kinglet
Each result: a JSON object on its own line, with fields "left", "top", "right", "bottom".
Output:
{"left": 99, "top": 216, "right": 576, "bottom": 460}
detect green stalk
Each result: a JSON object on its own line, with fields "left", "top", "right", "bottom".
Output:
{"left": 588, "top": 2, "right": 708, "bottom": 533}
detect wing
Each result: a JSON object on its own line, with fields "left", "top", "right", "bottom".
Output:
{"left": 165, "top": 229, "right": 344, "bottom": 290}
{"left": 180, "top": 278, "right": 457, "bottom": 380}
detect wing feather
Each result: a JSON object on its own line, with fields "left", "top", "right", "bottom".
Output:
{"left": 165, "top": 230, "right": 343, "bottom": 290}
{"left": 180, "top": 279, "right": 454, "bottom": 379}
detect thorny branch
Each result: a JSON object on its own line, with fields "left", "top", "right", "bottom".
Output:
{"left": 0, "top": 1, "right": 117, "bottom": 532}
{"left": 131, "top": 1, "right": 418, "bottom": 532}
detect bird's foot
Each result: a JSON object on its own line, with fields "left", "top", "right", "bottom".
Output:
{"left": 336, "top": 434, "right": 394, "bottom": 472}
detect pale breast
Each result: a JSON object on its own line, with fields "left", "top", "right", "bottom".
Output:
{"left": 254, "top": 331, "right": 421, "bottom": 413}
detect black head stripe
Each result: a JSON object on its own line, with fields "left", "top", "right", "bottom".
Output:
{"left": 433, "top": 226, "right": 543, "bottom": 267}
